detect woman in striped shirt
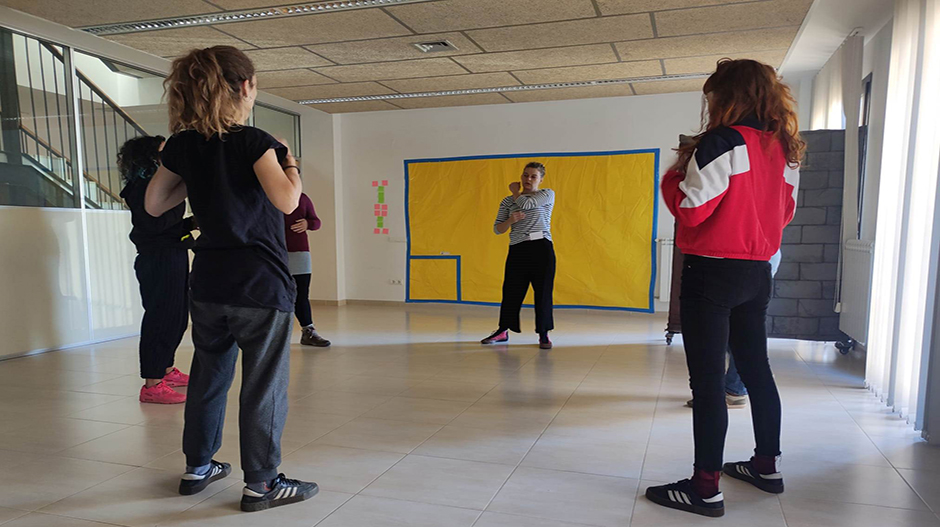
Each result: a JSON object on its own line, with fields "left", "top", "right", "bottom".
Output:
{"left": 481, "top": 162, "right": 556, "bottom": 350}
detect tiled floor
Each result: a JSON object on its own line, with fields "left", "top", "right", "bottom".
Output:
{"left": 0, "top": 303, "right": 938, "bottom": 527}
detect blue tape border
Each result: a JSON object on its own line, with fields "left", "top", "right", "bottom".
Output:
{"left": 404, "top": 148, "right": 660, "bottom": 314}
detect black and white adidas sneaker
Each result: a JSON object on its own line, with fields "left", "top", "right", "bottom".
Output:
{"left": 179, "top": 460, "right": 232, "bottom": 495}
{"left": 241, "top": 473, "right": 319, "bottom": 512}
{"left": 723, "top": 460, "right": 785, "bottom": 494}
{"left": 645, "top": 479, "right": 725, "bottom": 517}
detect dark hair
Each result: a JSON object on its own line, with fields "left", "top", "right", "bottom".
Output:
{"left": 118, "top": 135, "right": 165, "bottom": 183}
{"left": 165, "top": 46, "right": 256, "bottom": 139}
{"left": 673, "top": 58, "right": 805, "bottom": 171}
{"left": 524, "top": 162, "right": 546, "bottom": 177}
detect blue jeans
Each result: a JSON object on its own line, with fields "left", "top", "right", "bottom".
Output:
{"left": 725, "top": 353, "right": 747, "bottom": 396}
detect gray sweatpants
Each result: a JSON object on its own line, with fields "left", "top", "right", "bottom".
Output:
{"left": 183, "top": 300, "right": 292, "bottom": 483}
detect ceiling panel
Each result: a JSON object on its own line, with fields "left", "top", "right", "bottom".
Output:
{"left": 310, "top": 101, "right": 400, "bottom": 114}
{"left": 0, "top": 0, "right": 218, "bottom": 27}
{"left": 454, "top": 44, "right": 617, "bottom": 74}
{"left": 466, "top": 14, "right": 653, "bottom": 52}
{"left": 391, "top": 93, "right": 509, "bottom": 109}
{"left": 313, "top": 58, "right": 468, "bottom": 82}
{"left": 502, "top": 84, "right": 635, "bottom": 103}
{"left": 664, "top": 49, "right": 788, "bottom": 75}
{"left": 615, "top": 27, "right": 799, "bottom": 62}
{"left": 386, "top": 0, "right": 597, "bottom": 33}
{"left": 513, "top": 60, "right": 663, "bottom": 85}
{"left": 218, "top": 9, "right": 412, "bottom": 48}
{"left": 382, "top": 72, "right": 520, "bottom": 93}
{"left": 199, "top": 0, "right": 284, "bottom": 8}
{"left": 244, "top": 47, "right": 333, "bottom": 71}
{"left": 256, "top": 69, "right": 336, "bottom": 89}
{"left": 265, "top": 82, "right": 396, "bottom": 101}
{"left": 655, "top": 0, "right": 815, "bottom": 37}
{"left": 305, "top": 33, "right": 482, "bottom": 65}
{"left": 596, "top": 0, "right": 752, "bottom": 16}
{"left": 632, "top": 77, "right": 707, "bottom": 95}
{"left": 106, "top": 27, "right": 254, "bottom": 58}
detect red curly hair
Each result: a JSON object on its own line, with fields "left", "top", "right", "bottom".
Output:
{"left": 673, "top": 58, "right": 805, "bottom": 172}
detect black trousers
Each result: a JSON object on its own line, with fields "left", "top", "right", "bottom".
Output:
{"left": 680, "top": 255, "right": 782, "bottom": 472}
{"left": 183, "top": 301, "right": 293, "bottom": 483}
{"left": 293, "top": 274, "right": 313, "bottom": 327}
{"left": 498, "top": 239, "right": 555, "bottom": 334}
{"left": 135, "top": 248, "right": 189, "bottom": 379}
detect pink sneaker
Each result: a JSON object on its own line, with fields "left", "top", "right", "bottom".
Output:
{"left": 140, "top": 381, "right": 186, "bottom": 404}
{"left": 481, "top": 329, "right": 509, "bottom": 345}
{"left": 163, "top": 367, "right": 190, "bottom": 387}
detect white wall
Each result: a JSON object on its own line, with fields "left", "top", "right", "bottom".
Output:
{"left": 337, "top": 92, "right": 704, "bottom": 302}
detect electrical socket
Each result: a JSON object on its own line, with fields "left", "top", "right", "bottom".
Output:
{"left": 389, "top": 279, "right": 403, "bottom": 285}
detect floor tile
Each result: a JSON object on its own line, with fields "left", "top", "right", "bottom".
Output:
{"left": 362, "top": 397, "right": 474, "bottom": 425}
{"left": 1, "top": 514, "right": 117, "bottom": 527}
{"left": 413, "top": 425, "right": 540, "bottom": 465}
{"left": 780, "top": 496, "right": 940, "bottom": 527}
{"left": 898, "top": 468, "right": 940, "bottom": 513}
{"left": 0, "top": 457, "right": 132, "bottom": 511}
{"left": 520, "top": 434, "right": 647, "bottom": 479}
{"left": 59, "top": 424, "right": 183, "bottom": 466}
{"left": 0, "top": 418, "right": 128, "bottom": 455}
{"left": 473, "top": 512, "right": 595, "bottom": 527}
{"left": 317, "top": 495, "right": 479, "bottom": 527}
{"left": 314, "top": 418, "right": 442, "bottom": 453}
{"left": 282, "top": 444, "right": 405, "bottom": 494}
{"left": 400, "top": 380, "right": 498, "bottom": 402}
{"left": 157, "top": 486, "right": 352, "bottom": 527}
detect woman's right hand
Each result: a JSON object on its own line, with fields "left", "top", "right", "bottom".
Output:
{"left": 510, "top": 211, "right": 526, "bottom": 224}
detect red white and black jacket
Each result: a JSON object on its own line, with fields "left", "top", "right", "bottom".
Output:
{"left": 662, "top": 117, "right": 799, "bottom": 261}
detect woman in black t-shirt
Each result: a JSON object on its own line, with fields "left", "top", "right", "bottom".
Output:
{"left": 145, "top": 46, "right": 317, "bottom": 512}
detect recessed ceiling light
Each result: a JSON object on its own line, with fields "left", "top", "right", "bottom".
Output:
{"left": 80, "top": 0, "right": 434, "bottom": 35}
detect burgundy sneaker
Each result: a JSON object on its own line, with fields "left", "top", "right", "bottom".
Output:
{"left": 481, "top": 329, "right": 509, "bottom": 344}
{"left": 163, "top": 367, "right": 190, "bottom": 387}
{"left": 539, "top": 334, "right": 553, "bottom": 350}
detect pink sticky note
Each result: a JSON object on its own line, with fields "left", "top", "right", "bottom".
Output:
{"left": 374, "top": 210, "right": 380, "bottom": 216}
{"left": 381, "top": 211, "right": 388, "bottom": 217}
{"left": 373, "top": 228, "right": 381, "bottom": 234}
{"left": 381, "top": 204, "right": 388, "bottom": 210}
{"left": 372, "top": 181, "right": 379, "bottom": 187}
{"left": 382, "top": 229, "right": 389, "bottom": 234}
{"left": 374, "top": 204, "right": 381, "bottom": 210}
{"left": 382, "top": 180, "right": 389, "bottom": 186}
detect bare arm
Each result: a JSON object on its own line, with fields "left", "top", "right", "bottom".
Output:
{"left": 145, "top": 165, "right": 187, "bottom": 217}
{"left": 255, "top": 149, "right": 302, "bottom": 214}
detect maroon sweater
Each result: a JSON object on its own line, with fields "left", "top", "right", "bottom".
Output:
{"left": 284, "top": 193, "right": 321, "bottom": 253}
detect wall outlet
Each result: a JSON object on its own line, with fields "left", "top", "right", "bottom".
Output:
{"left": 389, "top": 279, "right": 403, "bottom": 285}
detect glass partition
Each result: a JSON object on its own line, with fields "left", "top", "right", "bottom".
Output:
{"left": 250, "top": 103, "right": 302, "bottom": 158}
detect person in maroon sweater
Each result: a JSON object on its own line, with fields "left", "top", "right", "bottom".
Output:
{"left": 284, "top": 193, "right": 331, "bottom": 346}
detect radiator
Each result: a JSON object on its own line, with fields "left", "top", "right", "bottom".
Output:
{"left": 657, "top": 238, "right": 675, "bottom": 300}
{"left": 840, "top": 239, "right": 875, "bottom": 345}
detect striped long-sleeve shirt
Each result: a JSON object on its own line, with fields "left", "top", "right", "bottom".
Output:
{"left": 494, "top": 189, "right": 555, "bottom": 245}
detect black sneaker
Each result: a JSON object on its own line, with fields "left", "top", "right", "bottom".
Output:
{"left": 179, "top": 460, "right": 231, "bottom": 495}
{"left": 723, "top": 460, "right": 785, "bottom": 494}
{"left": 300, "top": 327, "right": 331, "bottom": 347}
{"left": 481, "top": 329, "right": 509, "bottom": 344}
{"left": 645, "top": 479, "right": 725, "bottom": 517}
{"left": 240, "top": 474, "right": 319, "bottom": 512}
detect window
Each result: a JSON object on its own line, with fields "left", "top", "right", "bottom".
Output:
{"left": 857, "top": 73, "right": 873, "bottom": 238}
{"left": 250, "top": 103, "right": 301, "bottom": 159}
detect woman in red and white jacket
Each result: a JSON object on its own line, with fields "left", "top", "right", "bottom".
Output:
{"left": 646, "top": 59, "right": 804, "bottom": 518}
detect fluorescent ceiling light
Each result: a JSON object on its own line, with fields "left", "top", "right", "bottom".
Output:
{"left": 297, "top": 73, "right": 711, "bottom": 105}
{"left": 80, "top": 0, "right": 434, "bottom": 36}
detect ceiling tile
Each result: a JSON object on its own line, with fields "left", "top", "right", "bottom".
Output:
{"left": 256, "top": 69, "right": 336, "bottom": 89}
{"left": 305, "top": 33, "right": 482, "bottom": 65}
{"left": 309, "top": 101, "right": 400, "bottom": 113}
{"left": 663, "top": 49, "right": 789, "bottom": 75}
{"left": 382, "top": 72, "right": 519, "bottom": 93}
{"left": 655, "top": 0, "right": 815, "bottom": 37}
{"left": 199, "top": 0, "right": 283, "bottom": 8}
{"left": 467, "top": 14, "right": 653, "bottom": 52}
{"left": 106, "top": 27, "right": 254, "bottom": 58}
{"left": 264, "top": 82, "right": 396, "bottom": 101}
{"left": 313, "top": 58, "right": 468, "bottom": 82}
{"left": 502, "top": 84, "right": 635, "bottom": 103}
{"left": 596, "top": 0, "right": 752, "bottom": 15}
{"left": 632, "top": 77, "right": 707, "bottom": 95}
{"left": 0, "top": 0, "right": 219, "bottom": 27}
{"left": 243, "top": 47, "right": 333, "bottom": 71}
{"left": 513, "top": 60, "right": 663, "bottom": 85}
{"left": 218, "top": 10, "right": 412, "bottom": 48}
{"left": 615, "top": 27, "right": 799, "bottom": 62}
{"left": 454, "top": 44, "right": 617, "bottom": 73}
{"left": 386, "top": 0, "right": 597, "bottom": 33}
{"left": 391, "top": 93, "right": 509, "bottom": 109}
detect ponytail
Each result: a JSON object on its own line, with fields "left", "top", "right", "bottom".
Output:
{"left": 165, "top": 46, "right": 255, "bottom": 139}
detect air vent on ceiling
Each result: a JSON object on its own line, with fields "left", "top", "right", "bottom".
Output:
{"left": 413, "top": 41, "right": 458, "bottom": 53}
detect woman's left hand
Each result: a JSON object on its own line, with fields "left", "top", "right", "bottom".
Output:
{"left": 291, "top": 218, "right": 308, "bottom": 233}
{"left": 509, "top": 182, "right": 521, "bottom": 195}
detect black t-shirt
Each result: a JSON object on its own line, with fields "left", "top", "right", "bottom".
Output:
{"left": 120, "top": 177, "right": 194, "bottom": 251}
{"left": 161, "top": 126, "right": 295, "bottom": 312}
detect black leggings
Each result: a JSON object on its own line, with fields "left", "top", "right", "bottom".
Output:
{"left": 680, "top": 255, "right": 781, "bottom": 472}
{"left": 498, "top": 239, "right": 555, "bottom": 334}
{"left": 135, "top": 248, "right": 189, "bottom": 379}
{"left": 293, "top": 273, "right": 313, "bottom": 327}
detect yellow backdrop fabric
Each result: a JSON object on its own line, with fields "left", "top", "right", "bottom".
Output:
{"left": 406, "top": 150, "right": 659, "bottom": 312}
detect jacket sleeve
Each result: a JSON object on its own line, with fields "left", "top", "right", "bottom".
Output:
{"left": 301, "top": 194, "right": 322, "bottom": 231}
{"left": 513, "top": 189, "right": 554, "bottom": 210}
{"left": 661, "top": 130, "right": 748, "bottom": 228}
{"left": 494, "top": 198, "right": 510, "bottom": 235}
